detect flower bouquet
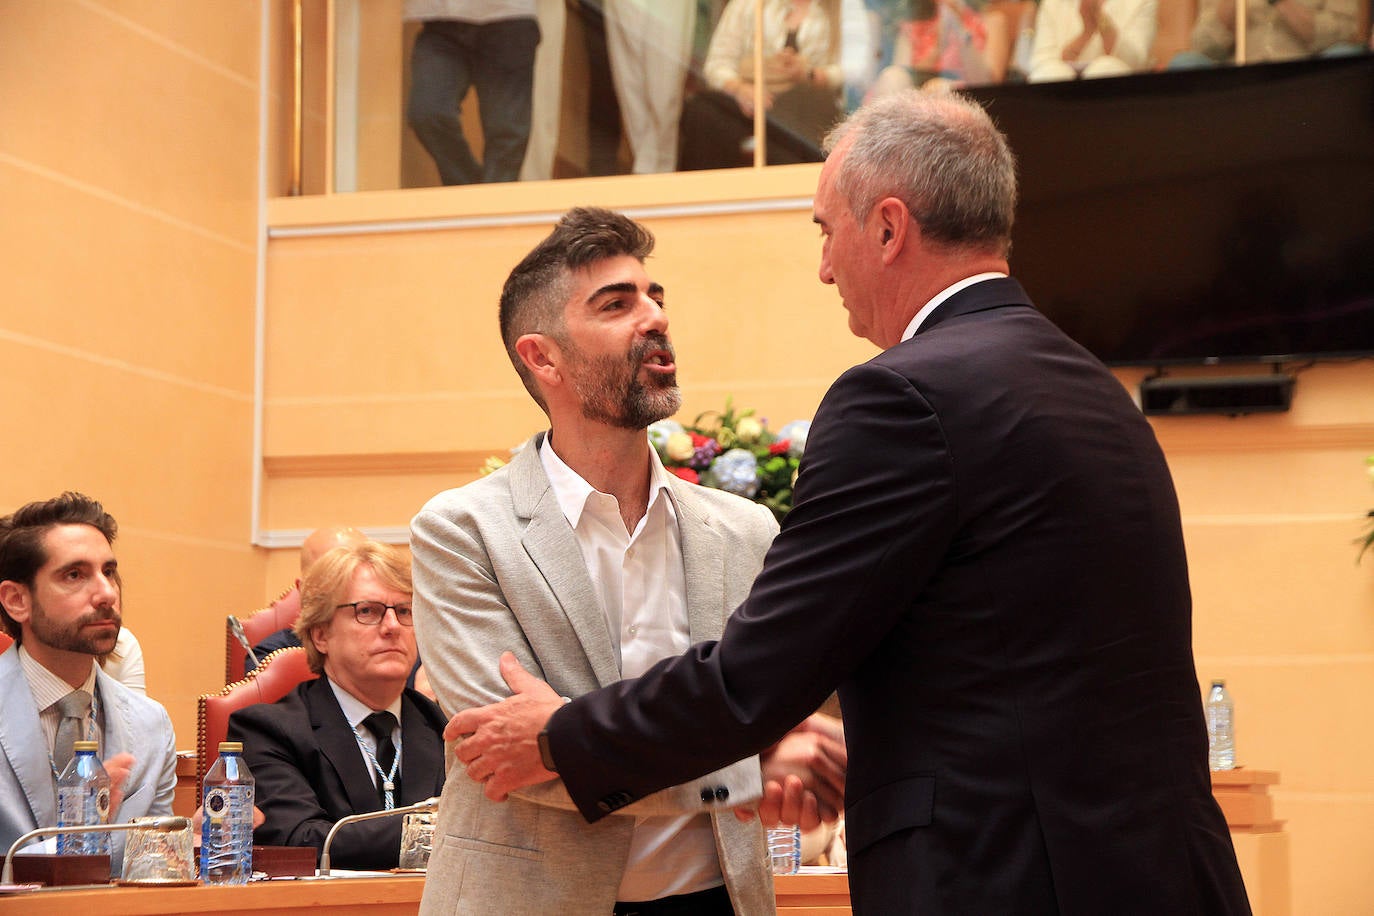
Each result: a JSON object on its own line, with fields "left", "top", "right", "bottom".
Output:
{"left": 648, "top": 400, "right": 810, "bottom": 521}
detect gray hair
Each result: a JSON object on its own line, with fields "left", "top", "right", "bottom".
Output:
{"left": 498, "top": 208, "right": 656, "bottom": 413}
{"left": 823, "top": 91, "right": 1016, "bottom": 256}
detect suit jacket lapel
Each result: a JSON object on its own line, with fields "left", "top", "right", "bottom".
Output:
{"left": 306, "top": 677, "right": 380, "bottom": 815}
{"left": 510, "top": 435, "right": 623, "bottom": 687}
{"left": 398, "top": 693, "right": 442, "bottom": 804}
{"left": 0, "top": 650, "right": 49, "bottom": 831}
{"left": 671, "top": 482, "right": 729, "bottom": 642}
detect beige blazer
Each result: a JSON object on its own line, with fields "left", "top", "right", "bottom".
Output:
{"left": 411, "top": 433, "right": 780, "bottom": 915}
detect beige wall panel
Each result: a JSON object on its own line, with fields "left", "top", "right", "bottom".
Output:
{"left": 0, "top": 1, "right": 258, "bottom": 244}
{"left": 262, "top": 466, "right": 479, "bottom": 531}
{"left": 266, "top": 395, "right": 548, "bottom": 457}
{"left": 0, "top": 163, "right": 256, "bottom": 393}
{"left": 87, "top": 0, "right": 262, "bottom": 81}
{"left": 1187, "top": 520, "right": 1374, "bottom": 655}
{"left": 1172, "top": 445, "right": 1374, "bottom": 517}
{"left": 113, "top": 533, "right": 267, "bottom": 742}
{"left": 1271, "top": 796, "right": 1374, "bottom": 914}
{"left": 1196, "top": 661, "right": 1374, "bottom": 792}
{"left": 0, "top": 341, "right": 254, "bottom": 543}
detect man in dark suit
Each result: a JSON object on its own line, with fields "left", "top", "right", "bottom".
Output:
{"left": 447, "top": 90, "right": 1252, "bottom": 913}
{"left": 229, "top": 540, "right": 445, "bottom": 871}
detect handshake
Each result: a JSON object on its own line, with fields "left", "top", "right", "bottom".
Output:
{"left": 444, "top": 652, "right": 847, "bottom": 831}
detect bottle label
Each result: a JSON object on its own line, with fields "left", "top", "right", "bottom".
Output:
{"left": 205, "top": 788, "right": 230, "bottom": 818}
{"left": 95, "top": 787, "right": 110, "bottom": 819}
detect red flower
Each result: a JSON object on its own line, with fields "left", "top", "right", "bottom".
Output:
{"left": 690, "top": 432, "right": 714, "bottom": 448}
{"left": 769, "top": 440, "right": 791, "bottom": 456}
{"left": 669, "top": 466, "right": 700, "bottom": 484}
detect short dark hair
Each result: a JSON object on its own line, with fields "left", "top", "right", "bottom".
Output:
{"left": 498, "top": 207, "right": 655, "bottom": 413}
{"left": 824, "top": 91, "right": 1017, "bottom": 257}
{"left": 0, "top": 492, "right": 119, "bottom": 643}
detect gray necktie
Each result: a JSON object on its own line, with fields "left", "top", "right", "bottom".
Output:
{"left": 52, "top": 689, "right": 92, "bottom": 774}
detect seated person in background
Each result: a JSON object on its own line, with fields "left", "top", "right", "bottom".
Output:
{"left": 0, "top": 492, "right": 177, "bottom": 874}
{"left": 1174, "top": 0, "right": 1360, "bottom": 64}
{"left": 863, "top": 0, "right": 1028, "bottom": 97}
{"left": 247, "top": 524, "right": 367, "bottom": 673}
{"left": 101, "top": 626, "right": 146, "bottom": 695}
{"left": 680, "top": 0, "right": 847, "bottom": 169}
{"left": 1027, "top": 0, "right": 1158, "bottom": 81}
{"left": 228, "top": 540, "right": 446, "bottom": 870}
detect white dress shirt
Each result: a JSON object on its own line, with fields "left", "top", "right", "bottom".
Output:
{"left": 540, "top": 435, "right": 724, "bottom": 902}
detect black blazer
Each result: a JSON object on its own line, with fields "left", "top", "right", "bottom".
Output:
{"left": 550, "top": 279, "right": 1251, "bottom": 914}
{"left": 227, "top": 675, "right": 446, "bottom": 870}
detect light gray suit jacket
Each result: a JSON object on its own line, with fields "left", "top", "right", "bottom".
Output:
{"left": 412, "top": 433, "right": 781, "bottom": 916}
{"left": 0, "top": 645, "right": 178, "bottom": 873}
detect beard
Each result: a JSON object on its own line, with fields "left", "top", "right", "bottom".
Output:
{"left": 568, "top": 333, "right": 682, "bottom": 430}
{"left": 29, "top": 598, "right": 121, "bottom": 657}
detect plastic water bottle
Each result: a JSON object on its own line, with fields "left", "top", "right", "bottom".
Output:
{"left": 1206, "top": 679, "right": 1235, "bottom": 771}
{"left": 200, "top": 741, "right": 255, "bottom": 884}
{"left": 767, "top": 824, "right": 801, "bottom": 875}
{"left": 56, "top": 740, "right": 111, "bottom": 855}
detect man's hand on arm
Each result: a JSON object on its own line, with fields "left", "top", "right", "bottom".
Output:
{"left": 739, "top": 713, "right": 847, "bottom": 829}
{"left": 446, "top": 652, "right": 565, "bottom": 802}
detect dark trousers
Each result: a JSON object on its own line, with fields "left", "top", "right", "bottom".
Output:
{"left": 407, "top": 18, "right": 541, "bottom": 185}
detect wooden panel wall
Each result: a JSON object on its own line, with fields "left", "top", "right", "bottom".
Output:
{"left": 0, "top": 0, "right": 268, "bottom": 744}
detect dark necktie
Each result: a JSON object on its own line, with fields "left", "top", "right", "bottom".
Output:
{"left": 53, "top": 689, "right": 93, "bottom": 773}
{"left": 362, "top": 711, "right": 399, "bottom": 805}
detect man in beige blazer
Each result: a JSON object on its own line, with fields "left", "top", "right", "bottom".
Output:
{"left": 411, "top": 207, "right": 844, "bottom": 915}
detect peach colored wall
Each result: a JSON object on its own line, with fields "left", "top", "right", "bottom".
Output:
{"left": 0, "top": 1, "right": 268, "bottom": 744}
{"left": 265, "top": 172, "right": 1374, "bottom": 913}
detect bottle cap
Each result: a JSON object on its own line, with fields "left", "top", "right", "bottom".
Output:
{"left": 218, "top": 741, "right": 244, "bottom": 753}
{"left": 1211, "top": 679, "right": 1225, "bottom": 686}
{"left": 73, "top": 740, "right": 99, "bottom": 751}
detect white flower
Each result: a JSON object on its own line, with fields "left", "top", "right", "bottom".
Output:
{"left": 735, "top": 416, "right": 764, "bottom": 445}
{"left": 665, "top": 431, "right": 695, "bottom": 463}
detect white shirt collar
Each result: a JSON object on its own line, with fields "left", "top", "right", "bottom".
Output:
{"left": 900, "top": 272, "right": 1008, "bottom": 342}
{"left": 17, "top": 643, "right": 100, "bottom": 711}
{"left": 328, "top": 676, "right": 403, "bottom": 730}
{"left": 539, "top": 431, "right": 676, "bottom": 532}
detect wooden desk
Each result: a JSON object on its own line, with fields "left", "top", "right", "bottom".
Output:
{"left": 1212, "top": 768, "right": 1289, "bottom": 916}
{"left": 0, "top": 873, "right": 847, "bottom": 915}
{"left": 9, "top": 771, "right": 1281, "bottom": 916}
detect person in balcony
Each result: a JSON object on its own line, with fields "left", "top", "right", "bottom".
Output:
{"left": 679, "top": 0, "right": 849, "bottom": 169}
{"left": 1026, "top": 0, "right": 1158, "bottom": 81}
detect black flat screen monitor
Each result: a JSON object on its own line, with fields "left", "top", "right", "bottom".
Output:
{"left": 968, "top": 54, "right": 1374, "bottom": 367}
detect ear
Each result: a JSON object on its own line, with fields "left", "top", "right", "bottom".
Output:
{"left": 309, "top": 623, "right": 330, "bottom": 657}
{"left": 515, "top": 333, "right": 564, "bottom": 393}
{"left": 873, "top": 197, "right": 910, "bottom": 265}
{"left": 0, "top": 581, "right": 31, "bottom": 626}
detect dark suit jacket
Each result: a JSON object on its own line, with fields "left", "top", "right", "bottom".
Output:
{"left": 227, "top": 675, "right": 446, "bottom": 870}
{"left": 550, "top": 278, "right": 1251, "bottom": 914}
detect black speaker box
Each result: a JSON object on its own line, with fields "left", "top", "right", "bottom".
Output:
{"left": 1139, "top": 374, "right": 1294, "bottom": 416}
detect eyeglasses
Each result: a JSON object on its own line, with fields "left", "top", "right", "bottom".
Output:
{"left": 335, "top": 601, "right": 414, "bottom": 627}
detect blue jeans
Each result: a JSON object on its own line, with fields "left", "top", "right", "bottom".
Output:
{"left": 407, "top": 17, "right": 541, "bottom": 185}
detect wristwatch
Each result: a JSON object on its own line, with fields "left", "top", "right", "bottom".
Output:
{"left": 537, "top": 729, "right": 557, "bottom": 772}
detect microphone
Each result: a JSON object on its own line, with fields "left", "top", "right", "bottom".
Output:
{"left": 2, "top": 816, "right": 191, "bottom": 883}
{"left": 227, "top": 615, "right": 260, "bottom": 670}
{"left": 316, "top": 797, "right": 439, "bottom": 877}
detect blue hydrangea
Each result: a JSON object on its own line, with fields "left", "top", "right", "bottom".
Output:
{"left": 778, "top": 420, "right": 811, "bottom": 459}
{"left": 704, "top": 448, "right": 761, "bottom": 498}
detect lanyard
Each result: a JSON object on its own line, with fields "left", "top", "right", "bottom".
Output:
{"left": 352, "top": 725, "right": 401, "bottom": 810}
